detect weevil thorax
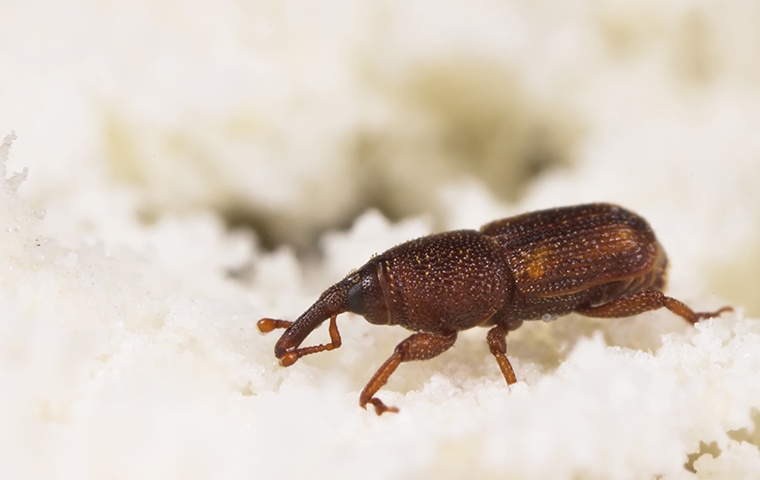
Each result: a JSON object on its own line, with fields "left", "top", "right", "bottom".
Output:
{"left": 373, "top": 230, "right": 511, "bottom": 333}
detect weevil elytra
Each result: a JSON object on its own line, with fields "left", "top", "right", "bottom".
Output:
{"left": 258, "top": 203, "right": 731, "bottom": 415}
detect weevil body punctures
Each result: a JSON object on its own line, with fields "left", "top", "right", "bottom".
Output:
{"left": 258, "top": 203, "right": 731, "bottom": 415}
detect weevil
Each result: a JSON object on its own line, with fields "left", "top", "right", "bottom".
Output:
{"left": 258, "top": 203, "right": 731, "bottom": 415}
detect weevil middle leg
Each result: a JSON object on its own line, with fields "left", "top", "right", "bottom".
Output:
{"left": 486, "top": 323, "right": 518, "bottom": 386}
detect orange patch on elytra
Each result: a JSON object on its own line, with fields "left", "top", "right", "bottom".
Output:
{"left": 594, "top": 226, "right": 639, "bottom": 256}
{"left": 525, "top": 243, "right": 550, "bottom": 280}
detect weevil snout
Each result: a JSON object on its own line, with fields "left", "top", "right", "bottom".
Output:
{"left": 258, "top": 263, "right": 390, "bottom": 367}
{"left": 257, "top": 277, "right": 350, "bottom": 366}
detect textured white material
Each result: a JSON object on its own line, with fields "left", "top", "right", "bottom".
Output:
{"left": 1, "top": 1, "right": 760, "bottom": 479}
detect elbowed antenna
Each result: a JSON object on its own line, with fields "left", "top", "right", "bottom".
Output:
{"left": 271, "top": 280, "right": 350, "bottom": 364}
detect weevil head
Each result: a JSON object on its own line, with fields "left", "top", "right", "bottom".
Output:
{"left": 345, "top": 262, "right": 390, "bottom": 325}
{"left": 273, "top": 261, "right": 389, "bottom": 359}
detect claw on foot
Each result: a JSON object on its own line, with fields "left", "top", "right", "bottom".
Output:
{"left": 363, "top": 397, "right": 399, "bottom": 416}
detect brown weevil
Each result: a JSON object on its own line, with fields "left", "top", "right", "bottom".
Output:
{"left": 258, "top": 203, "right": 731, "bottom": 415}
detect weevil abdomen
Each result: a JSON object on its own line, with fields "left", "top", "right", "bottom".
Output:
{"left": 481, "top": 203, "right": 668, "bottom": 321}
{"left": 483, "top": 204, "right": 664, "bottom": 295}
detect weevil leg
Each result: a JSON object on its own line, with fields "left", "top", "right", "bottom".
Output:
{"left": 360, "top": 331, "right": 457, "bottom": 415}
{"left": 575, "top": 290, "right": 732, "bottom": 325}
{"left": 486, "top": 323, "right": 517, "bottom": 385}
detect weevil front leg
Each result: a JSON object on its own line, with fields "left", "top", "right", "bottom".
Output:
{"left": 575, "top": 290, "right": 732, "bottom": 324}
{"left": 257, "top": 314, "right": 342, "bottom": 366}
{"left": 360, "top": 331, "right": 457, "bottom": 415}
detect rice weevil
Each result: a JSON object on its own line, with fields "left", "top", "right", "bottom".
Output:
{"left": 258, "top": 203, "right": 731, "bottom": 415}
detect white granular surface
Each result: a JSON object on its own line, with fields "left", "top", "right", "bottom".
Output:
{"left": 1, "top": 2, "right": 759, "bottom": 479}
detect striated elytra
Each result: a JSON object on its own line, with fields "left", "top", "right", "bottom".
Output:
{"left": 258, "top": 203, "right": 731, "bottom": 415}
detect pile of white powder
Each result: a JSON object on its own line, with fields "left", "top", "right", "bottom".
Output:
{"left": 2, "top": 1, "right": 759, "bottom": 479}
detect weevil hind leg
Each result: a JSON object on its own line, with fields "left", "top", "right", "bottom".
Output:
{"left": 359, "top": 331, "right": 457, "bottom": 415}
{"left": 575, "top": 289, "right": 732, "bottom": 325}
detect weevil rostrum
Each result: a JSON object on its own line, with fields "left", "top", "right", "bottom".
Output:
{"left": 258, "top": 203, "right": 731, "bottom": 415}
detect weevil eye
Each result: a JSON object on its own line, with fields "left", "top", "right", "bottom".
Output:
{"left": 344, "top": 266, "right": 389, "bottom": 325}
{"left": 347, "top": 280, "right": 367, "bottom": 315}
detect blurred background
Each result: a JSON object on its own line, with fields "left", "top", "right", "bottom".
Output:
{"left": 1, "top": 0, "right": 759, "bottom": 313}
